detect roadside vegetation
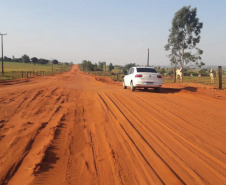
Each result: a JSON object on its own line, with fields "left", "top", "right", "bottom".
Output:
{"left": 79, "top": 60, "right": 226, "bottom": 89}
{"left": 0, "top": 54, "right": 73, "bottom": 80}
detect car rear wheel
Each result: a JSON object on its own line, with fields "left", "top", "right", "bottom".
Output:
{"left": 130, "top": 81, "right": 136, "bottom": 91}
{"left": 123, "top": 81, "right": 127, "bottom": 89}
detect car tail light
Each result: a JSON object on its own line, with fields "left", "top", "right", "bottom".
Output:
{"left": 157, "top": 75, "right": 162, "bottom": 78}
{"left": 135, "top": 74, "right": 143, "bottom": 78}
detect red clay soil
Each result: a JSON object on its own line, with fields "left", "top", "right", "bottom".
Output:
{"left": 0, "top": 65, "right": 225, "bottom": 185}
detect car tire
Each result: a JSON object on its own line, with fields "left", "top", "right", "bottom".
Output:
{"left": 130, "top": 81, "right": 136, "bottom": 91}
{"left": 123, "top": 81, "right": 127, "bottom": 89}
{"left": 154, "top": 87, "right": 161, "bottom": 93}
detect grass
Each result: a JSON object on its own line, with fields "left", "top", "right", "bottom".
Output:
{"left": 0, "top": 62, "right": 72, "bottom": 80}
{"left": 2, "top": 62, "right": 68, "bottom": 72}
{"left": 86, "top": 70, "right": 125, "bottom": 81}
{"left": 162, "top": 75, "right": 226, "bottom": 89}
{"left": 89, "top": 71, "right": 226, "bottom": 89}
{"left": 82, "top": 64, "right": 226, "bottom": 90}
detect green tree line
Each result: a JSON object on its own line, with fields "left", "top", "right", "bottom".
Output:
{"left": 80, "top": 60, "right": 114, "bottom": 72}
{"left": 1, "top": 55, "right": 60, "bottom": 65}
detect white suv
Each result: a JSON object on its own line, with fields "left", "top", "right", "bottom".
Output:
{"left": 123, "top": 67, "right": 162, "bottom": 92}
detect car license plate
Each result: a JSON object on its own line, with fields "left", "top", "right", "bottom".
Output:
{"left": 146, "top": 82, "right": 153, "bottom": 84}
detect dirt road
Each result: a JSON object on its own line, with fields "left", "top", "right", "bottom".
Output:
{"left": 0, "top": 65, "right": 225, "bottom": 185}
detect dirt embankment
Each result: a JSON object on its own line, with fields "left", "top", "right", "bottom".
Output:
{"left": 0, "top": 65, "right": 225, "bottom": 185}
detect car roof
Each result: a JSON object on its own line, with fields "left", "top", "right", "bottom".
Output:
{"left": 132, "top": 67, "right": 155, "bottom": 69}
{"left": 136, "top": 67, "right": 155, "bottom": 68}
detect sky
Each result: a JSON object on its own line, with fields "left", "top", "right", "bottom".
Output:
{"left": 1, "top": 0, "right": 226, "bottom": 66}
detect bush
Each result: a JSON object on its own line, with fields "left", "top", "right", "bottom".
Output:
{"left": 159, "top": 68, "right": 166, "bottom": 75}
{"left": 184, "top": 71, "right": 199, "bottom": 76}
{"left": 167, "top": 70, "right": 174, "bottom": 75}
{"left": 122, "top": 68, "right": 127, "bottom": 75}
{"left": 199, "top": 69, "right": 209, "bottom": 76}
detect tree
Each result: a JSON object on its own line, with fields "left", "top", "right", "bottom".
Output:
{"left": 22, "top": 54, "right": 30, "bottom": 63}
{"left": 38, "top": 58, "right": 48, "bottom": 64}
{"left": 122, "top": 68, "right": 127, "bottom": 75}
{"left": 124, "top": 63, "right": 136, "bottom": 70}
{"left": 3, "top": 56, "right": 11, "bottom": 61}
{"left": 31, "top": 57, "right": 38, "bottom": 64}
{"left": 52, "top": 59, "right": 58, "bottom": 64}
{"left": 159, "top": 68, "right": 166, "bottom": 75}
{"left": 165, "top": 6, "right": 204, "bottom": 81}
{"left": 198, "top": 69, "right": 209, "bottom": 76}
{"left": 81, "top": 60, "right": 87, "bottom": 71}
{"left": 12, "top": 58, "right": 22, "bottom": 63}
{"left": 108, "top": 63, "right": 114, "bottom": 72}
{"left": 94, "top": 63, "right": 98, "bottom": 71}
{"left": 98, "top": 61, "right": 104, "bottom": 71}
{"left": 86, "top": 61, "right": 94, "bottom": 71}
{"left": 81, "top": 60, "right": 94, "bottom": 71}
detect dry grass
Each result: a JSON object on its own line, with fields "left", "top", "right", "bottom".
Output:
{"left": 163, "top": 75, "right": 226, "bottom": 89}
{"left": 0, "top": 62, "right": 72, "bottom": 80}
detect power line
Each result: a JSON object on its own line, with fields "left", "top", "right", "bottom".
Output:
{"left": 0, "top": 33, "right": 7, "bottom": 75}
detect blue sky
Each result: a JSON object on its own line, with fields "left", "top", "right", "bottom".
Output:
{"left": 1, "top": 0, "right": 226, "bottom": 66}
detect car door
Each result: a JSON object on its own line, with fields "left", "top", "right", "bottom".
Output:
{"left": 124, "top": 68, "right": 131, "bottom": 86}
{"left": 127, "top": 68, "right": 134, "bottom": 86}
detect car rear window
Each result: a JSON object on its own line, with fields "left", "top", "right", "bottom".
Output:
{"left": 137, "top": 68, "right": 157, "bottom": 73}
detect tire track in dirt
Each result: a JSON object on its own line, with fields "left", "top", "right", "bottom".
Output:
{"left": 97, "top": 99, "right": 157, "bottom": 184}
{"left": 134, "top": 94, "right": 225, "bottom": 151}
{"left": 0, "top": 122, "right": 48, "bottom": 185}
{"left": 109, "top": 92, "right": 225, "bottom": 184}
{"left": 122, "top": 92, "right": 225, "bottom": 158}
{"left": 7, "top": 106, "right": 68, "bottom": 185}
{"left": 98, "top": 93, "right": 164, "bottom": 184}
{"left": 131, "top": 94, "right": 226, "bottom": 159}
{"left": 129, "top": 92, "right": 226, "bottom": 177}
{"left": 0, "top": 86, "right": 70, "bottom": 185}
{"left": 98, "top": 93, "right": 185, "bottom": 185}
{"left": 107, "top": 92, "right": 225, "bottom": 184}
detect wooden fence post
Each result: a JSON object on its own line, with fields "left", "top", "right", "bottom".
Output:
{"left": 218, "top": 66, "right": 222, "bottom": 89}
{"left": 117, "top": 73, "right": 119, "bottom": 81}
{"left": 26, "top": 71, "right": 28, "bottom": 78}
{"left": 22, "top": 71, "right": 23, "bottom": 78}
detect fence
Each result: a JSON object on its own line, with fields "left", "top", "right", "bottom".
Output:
{"left": 0, "top": 67, "right": 72, "bottom": 81}
{"left": 87, "top": 71, "right": 125, "bottom": 82}
{"left": 163, "top": 66, "right": 226, "bottom": 89}
{"left": 80, "top": 65, "right": 226, "bottom": 90}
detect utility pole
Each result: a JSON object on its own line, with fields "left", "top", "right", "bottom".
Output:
{"left": 1, "top": 33, "right": 7, "bottom": 75}
{"left": 147, "top": 48, "right": 149, "bottom": 67}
